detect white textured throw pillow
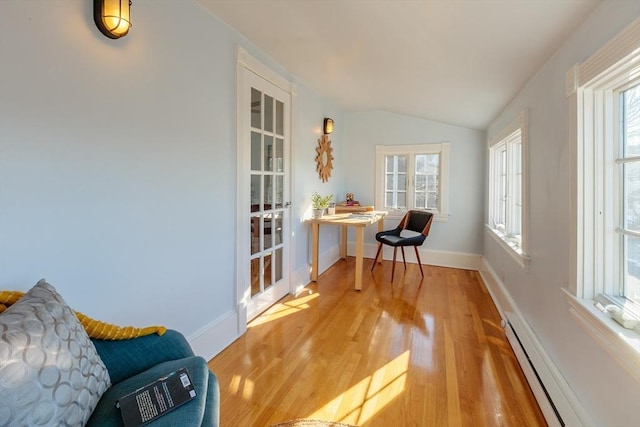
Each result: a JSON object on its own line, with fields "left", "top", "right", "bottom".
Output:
{"left": 0, "top": 279, "right": 111, "bottom": 426}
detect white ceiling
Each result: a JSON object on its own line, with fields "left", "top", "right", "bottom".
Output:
{"left": 196, "top": 0, "right": 601, "bottom": 130}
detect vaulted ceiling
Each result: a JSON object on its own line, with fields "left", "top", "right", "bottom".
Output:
{"left": 197, "top": 0, "right": 601, "bottom": 130}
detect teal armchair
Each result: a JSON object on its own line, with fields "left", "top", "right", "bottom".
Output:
{"left": 87, "top": 330, "right": 220, "bottom": 427}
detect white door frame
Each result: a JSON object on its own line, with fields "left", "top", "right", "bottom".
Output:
{"left": 236, "top": 46, "right": 297, "bottom": 332}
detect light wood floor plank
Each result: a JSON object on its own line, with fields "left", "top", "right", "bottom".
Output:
{"left": 208, "top": 258, "right": 547, "bottom": 426}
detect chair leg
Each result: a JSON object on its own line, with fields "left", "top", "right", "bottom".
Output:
{"left": 371, "top": 243, "right": 383, "bottom": 272}
{"left": 401, "top": 247, "right": 407, "bottom": 270}
{"left": 414, "top": 246, "right": 424, "bottom": 277}
{"left": 391, "top": 247, "right": 398, "bottom": 281}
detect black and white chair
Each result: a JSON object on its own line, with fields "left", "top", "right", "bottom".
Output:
{"left": 371, "top": 210, "right": 434, "bottom": 281}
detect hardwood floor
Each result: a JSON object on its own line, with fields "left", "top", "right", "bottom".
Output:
{"left": 208, "top": 258, "right": 547, "bottom": 427}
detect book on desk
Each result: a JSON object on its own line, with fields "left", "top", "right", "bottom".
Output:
{"left": 335, "top": 202, "right": 374, "bottom": 213}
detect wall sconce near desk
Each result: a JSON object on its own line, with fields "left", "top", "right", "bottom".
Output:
{"left": 316, "top": 118, "right": 334, "bottom": 182}
{"left": 323, "top": 118, "right": 334, "bottom": 135}
{"left": 94, "top": 0, "right": 132, "bottom": 39}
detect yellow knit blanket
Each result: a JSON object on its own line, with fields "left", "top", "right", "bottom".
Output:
{"left": 0, "top": 290, "right": 166, "bottom": 340}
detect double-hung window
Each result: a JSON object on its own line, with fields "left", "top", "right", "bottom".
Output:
{"left": 487, "top": 112, "right": 528, "bottom": 266}
{"left": 619, "top": 85, "right": 640, "bottom": 307}
{"left": 566, "top": 18, "right": 640, "bottom": 376}
{"left": 375, "top": 143, "right": 450, "bottom": 221}
{"left": 616, "top": 83, "right": 640, "bottom": 305}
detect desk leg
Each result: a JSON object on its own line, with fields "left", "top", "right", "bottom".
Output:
{"left": 341, "top": 225, "right": 348, "bottom": 260}
{"left": 355, "top": 227, "right": 364, "bottom": 290}
{"left": 311, "top": 223, "right": 319, "bottom": 281}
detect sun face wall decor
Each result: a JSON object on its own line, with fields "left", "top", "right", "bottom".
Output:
{"left": 315, "top": 134, "right": 334, "bottom": 182}
{"left": 315, "top": 118, "right": 334, "bottom": 182}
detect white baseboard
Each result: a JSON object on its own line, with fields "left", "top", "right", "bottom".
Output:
{"left": 478, "top": 258, "right": 591, "bottom": 427}
{"left": 188, "top": 309, "right": 241, "bottom": 361}
{"left": 347, "top": 242, "right": 482, "bottom": 271}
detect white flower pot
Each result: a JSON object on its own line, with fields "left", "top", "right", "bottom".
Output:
{"left": 312, "top": 208, "right": 325, "bottom": 218}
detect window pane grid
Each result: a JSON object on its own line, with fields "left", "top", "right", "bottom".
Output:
{"left": 414, "top": 154, "right": 439, "bottom": 210}
{"left": 377, "top": 144, "right": 449, "bottom": 220}
{"left": 490, "top": 127, "right": 523, "bottom": 249}
{"left": 620, "top": 84, "right": 640, "bottom": 301}
{"left": 384, "top": 155, "right": 408, "bottom": 209}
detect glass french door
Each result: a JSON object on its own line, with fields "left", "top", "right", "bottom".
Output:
{"left": 244, "top": 70, "right": 290, "bottom": 321}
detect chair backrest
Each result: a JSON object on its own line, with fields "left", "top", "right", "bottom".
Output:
{"left": 402, "top": 210, "right": 434, "bottom": 236}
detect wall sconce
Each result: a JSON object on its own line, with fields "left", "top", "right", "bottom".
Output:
{"left": 323, "top": 118, "right": 334, "bottom": 135}
{"left": 94, "top": 0, "right": 132, "bottom": 39}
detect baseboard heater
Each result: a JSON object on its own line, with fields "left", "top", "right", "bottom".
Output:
{"left": 504, "top": 312, "right": 583, "bottom": 427}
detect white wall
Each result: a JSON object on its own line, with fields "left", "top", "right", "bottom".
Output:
{"left": 291, "top": 84, "right": 344, "bottom": 280}
{"left": 483, "top": 1, "right": 640, "bottom": 426}
{"left": 0, "top": 0, "right": 339, "bottom": 355}
{"left": 344, "top": 110, "right": 486, "bottom": 257}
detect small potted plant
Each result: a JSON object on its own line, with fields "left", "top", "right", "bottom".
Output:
{"left": 311, "top": 192, "right": 333, "bottom": 218}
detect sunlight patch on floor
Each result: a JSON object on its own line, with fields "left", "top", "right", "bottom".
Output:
{"left": 228, "top": 374, "right": 256, "bottom": 400}
{"left": 306, "top": 350, "right": 410, "bottom": 425}
{"left": 249, "top": 292, "right": 319, "bottom": 328}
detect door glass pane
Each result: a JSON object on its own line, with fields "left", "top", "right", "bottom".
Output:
{"left": 276, "top": 100, "right": 284, "bottom": 136}
{"left": 273, "top": 212, "right": 283, "bottom": 245}
{"left": 264, "top": 252, "right": 273, "bottom": 290}
{"left": 275, "top": 138, "right": 284, "bottom": 172}
{"left": 251, "top": 88, "right": 261, "bottom": 129}
{"left": 250, "top": 175, "right": 261, "bottom": 210}
{"left": 264, "top": 135, "right": 273, "bottom": 172}
{"left": 275, "top": 248, "right": 283, "bottom": 282}
{"left": 265, "top": 95, "right": 274, "bottom": 132}
{"left": 251, "top": 216, "right": 260, "bottom": 255}
{"left": 251, "top": 257, "right": 260, "bottom": 297}
{"left": 275, "top": 175, "right": 283, "bottom": 208}
{"left": 264, "top": 175, "right": 273, "bottom": 207}
{"left": 264, "top": 214, "right": 273, "bottom": 249}
{"left": 251, "top": 132, "right": 261, "bottom": 171}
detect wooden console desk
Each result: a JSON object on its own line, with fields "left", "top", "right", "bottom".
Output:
{"left": 307, "top": 212, "right": 387, "bottom": 290}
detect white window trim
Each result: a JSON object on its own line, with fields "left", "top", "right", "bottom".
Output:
{"left": 487, "top": 111, "right": 530, "bottom": 269}
{"left": 566, "top": 17, "right": 640, "bottom": 379}
{"left": 375, "top": 142, "right": 450, "bottom": 222}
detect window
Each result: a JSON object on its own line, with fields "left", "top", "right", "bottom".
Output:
{"left": 375, "top": 143, "right": 450, "bottom": 221}
{"left": 566, "top": 19, "right": 640, "bottom": 375}
{"left": 618, "top": 84, "right": 640, "bottom": 309}
{"left": 487, "top": 112, "right": 528, "bottom": 266}
{"left": 583, "top": 80, "right": 640, "bottom": 319}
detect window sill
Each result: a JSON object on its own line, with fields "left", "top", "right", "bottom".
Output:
{"left": 485, "top": 225, "right": 529, "bottom": 269}
{"left": 562, "top": 288, "right": 640, "bottom": 382}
